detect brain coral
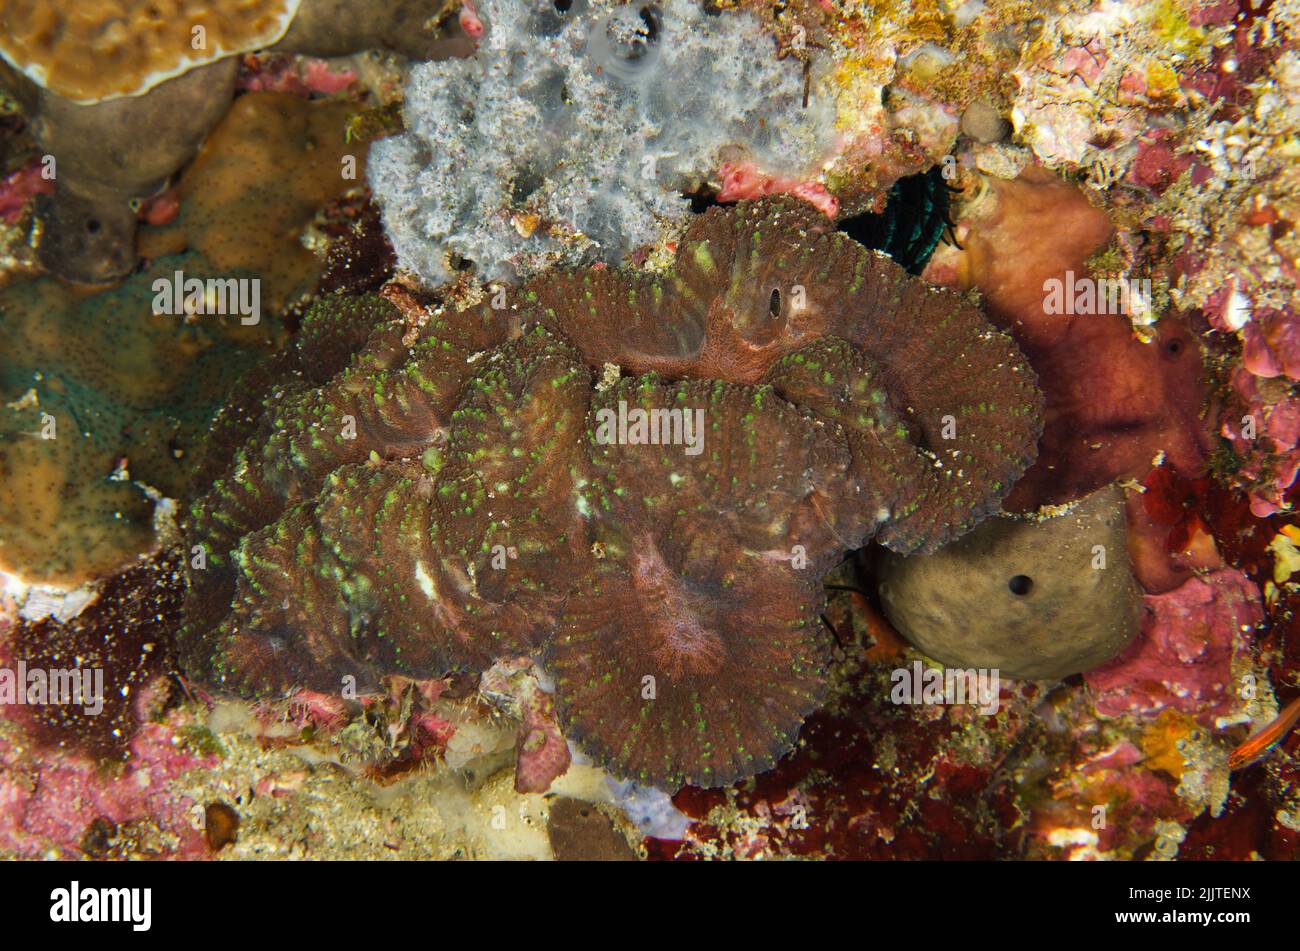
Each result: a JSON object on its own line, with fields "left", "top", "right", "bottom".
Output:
{"left": 181, "top": 198, "right": 1043, "bottom": 789}
{"left": 368, "top": 0, "right": 837, "bottom": 287}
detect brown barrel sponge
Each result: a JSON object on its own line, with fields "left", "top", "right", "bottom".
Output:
{"left": 876, "top": 485, "right": 1143, "bottom": 681}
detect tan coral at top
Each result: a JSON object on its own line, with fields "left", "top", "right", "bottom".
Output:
{"left": 0, "top": 0, "right": 302, "bottom": 103}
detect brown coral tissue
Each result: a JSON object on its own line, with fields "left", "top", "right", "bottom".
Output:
{"left": 180, "top": 198, "right": 1043, "bottom": 790}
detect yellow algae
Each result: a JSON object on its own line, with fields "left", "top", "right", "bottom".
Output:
{"left": 1145, "top": 61, "right": 1183, "bottom": 104}
{"left": 1140, "top": 710, "right": 1198, "bottom": 780}
{"left": 1146, "top": 0, "right": 1209, "bottom": 57}
{"left": 1268, "top": 526, "right": 1300, "bottom": 585}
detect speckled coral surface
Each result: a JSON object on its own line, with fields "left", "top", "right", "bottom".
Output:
{"left": 0, "top": 0, "right": 302, "bottom": 102}
{"left": 181, "top": 197, "right": 1042, "bottom": 790}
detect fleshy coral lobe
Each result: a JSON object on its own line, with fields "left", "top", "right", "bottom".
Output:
{"left": 180, "top": 197, "right": 1043, "bottom": 789}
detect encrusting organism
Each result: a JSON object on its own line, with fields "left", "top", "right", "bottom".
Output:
{"left": 0, "top": 0, "right": 469, "bottom": 283}
{"left": 180, "top": 197, "right": 1043, "bottom": 790}
{"left": 367, "top": 0, "right": 839, "bottom": 287}
{"left": 0, "top": 92, "right": 363, "bottom": 587}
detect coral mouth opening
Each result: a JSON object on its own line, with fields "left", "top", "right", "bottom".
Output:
{"left": 632, "top": 541, "right": 727, "bottom": 679}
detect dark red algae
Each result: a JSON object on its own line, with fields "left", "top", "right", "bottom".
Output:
{"left": 5, "top": 552, "right": 183, "bottom": 761}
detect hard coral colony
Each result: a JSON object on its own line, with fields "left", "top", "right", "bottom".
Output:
{"left": 181, "top": 198, "right": 1041, "bottom": 789}
{"left": 0, "top": 0, "right": 1293, "bottom": 873}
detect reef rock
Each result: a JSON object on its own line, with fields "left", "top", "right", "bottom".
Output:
{"left": 1085, "top": 567, "right": 1263, "bottom": 720}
